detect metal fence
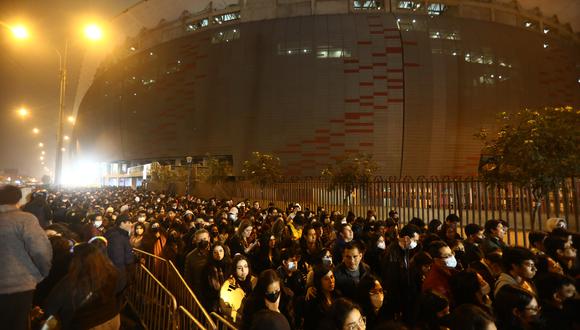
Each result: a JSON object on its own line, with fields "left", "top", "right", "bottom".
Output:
{"left": 178, "top": 306, "right": 208, "bottom": 330}
{"left": 127, "top": 263, "right": 178, "bottom": 330}
{"left": 230, "top": 177, "right": 579, "bottom": 246}
{"left": 211, "top": 312, "right": 238, "bottom": 330}
{"left": 133, "top": 249, "right": 219, "bottom": 330}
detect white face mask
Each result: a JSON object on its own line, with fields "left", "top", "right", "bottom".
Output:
{"left": 138, "top": 216, "right": 146, "bottom": 222}
{"left": 322, "top": 256, "right": 333, "bottom": 267}
{"left": 94, "top": 220, "right": 102, "bottom": 228}
{"left": 377, "top": 241, "right": 386, "bottom": 250}
{"left": 370, "top": 216, "right": 376, "bottom": 221}
{"left": 287, "top": 261, "right": 297, "bottom": 271}
{"left": 409, "top": 240, "right": 418, "bottom": 250}
{"left": 444, "top": 255, "right": 457, "bottom": 268}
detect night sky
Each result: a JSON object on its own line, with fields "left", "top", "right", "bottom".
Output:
{"left": 0, "top": 0, "right": 577, "bottom": 179}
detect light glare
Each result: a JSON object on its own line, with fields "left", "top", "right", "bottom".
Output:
{"left": 11, "top": 25, "right": 29, "bottom": 39}
{"left": 84, "top": 24, "right": 102, "bottom": 40}
{"left": 32, "top": 128, "right": 39, "bottom": 134}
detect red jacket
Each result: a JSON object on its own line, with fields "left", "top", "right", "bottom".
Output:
{"left": 422, "top": 263, "right": 455, "bottom": 303}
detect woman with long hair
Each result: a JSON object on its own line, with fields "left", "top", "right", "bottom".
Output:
{"left": 229, "top": 219, "right": 259, "bottom": 257}
{"left": 130, "top": 222, "right": 145, "bottom": 249}
{"left": 240, "top": 269, "right": 292, "bottom": 330}
{"left": 356, "top": 274, "right": 391, "bottom": 329}
{"left": 304, "top": 265, "right": 341, "bottom": 330}
{"left": 201, "top": 243, "right": 231, "bottom": 312}
{"left": 219, "top": 255, "right": 257, "bottom": 323}
{"left": 318, "top": 297, "right": 367, "bottom": 330}
{"left": 494, "top": 285, "right": 542, "bottom": 330}
{"left": 42, "top": 243, "right": 123, "bottom": 329}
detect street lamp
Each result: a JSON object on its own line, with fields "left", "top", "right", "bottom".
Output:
{"left": 17, "top": 107, "right": 29, "bottom": 118}
{"left": 54, "top": 23, "right": 103, "bottom": 186}
{"left": 11, "top": 25, "right": 29, "bottom": 39}
{"left": 32, "top": 127, "right": 39, "bottom": 134}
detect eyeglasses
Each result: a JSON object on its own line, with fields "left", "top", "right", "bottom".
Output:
{"left": 344, "top": 316, "right": 366, "bottom": 330}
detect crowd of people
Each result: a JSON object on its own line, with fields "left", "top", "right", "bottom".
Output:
{"left": 0, "top": 184, "right": 579, "bottom": 330}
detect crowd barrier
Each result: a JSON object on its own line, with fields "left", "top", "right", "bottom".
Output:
{"left": 127, "top": 263, "right": 178, "bottom": 330}
{"left": 133, "top": 248, "right": 220, "bottom": 330}
{"left": 178, "top": 306, "right": 208, "bottom": 330}
{"left": 211, "top": 312, "right": 238, "bottom": 330}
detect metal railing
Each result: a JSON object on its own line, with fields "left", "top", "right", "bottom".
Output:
{"left": 133, "top": 248, "right": 218, "bottom": 330}
{"left": 127, "top": 263, "right": 178, "bottom": 330}
{"left": 133, "top": 248, "right": 169, "bottom": 282}
{"left": 166, "top": 260, "right": 218, "bottom": 330}
{"left": 178, "top": 306, "right": 208, "bottom": 330}
{"left": 230, "top": 177, "right": 579, "bottom": 246}
{"left": 211, "top": 312, "right": 238, "bottom": 330}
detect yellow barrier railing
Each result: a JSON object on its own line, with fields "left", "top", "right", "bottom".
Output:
{"left": 167, "top": 260, "right": 218, "bottom": 330}
{"left": 178, "top": 306, "right": 208, "bottom": 330}
{"left": 133, "top": 248, "right": 169, "bottom": 283}
{"left": 127, "top": 263, "right": 178, "bottom": 330}
{"left": 211, "top": 312, "right": 238, "bottom": 330}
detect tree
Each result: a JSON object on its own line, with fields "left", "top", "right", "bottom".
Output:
{"left": 241, "top": 152, "right": 282, "bottom": 188}
{"left": 149, "top": 162, "right": 187, "bottom": 193}
{"left": 476, "top": 106, "right": 580, "bottom": 224}
{"left": 205, "top": 153, "right": 232, "bottom": 184}
{"left": 322, "top": 152, "right": 379, "bottom": 205}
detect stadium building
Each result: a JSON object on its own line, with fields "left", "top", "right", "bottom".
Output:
{"left": 72, "top": 0, "right": 580, "bottom": 181}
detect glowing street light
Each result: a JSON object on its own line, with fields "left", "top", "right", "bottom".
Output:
{"left": 63, "top": 135, "right": 70, "bottom": 141}
{"left": 39, "top": 156, "right": 44, "bottom": 161}
{"left": 67, "top": 116, "right": 75, "bottom": 124}
{"left": 84, "top": 24, "right": 103, "bottom": 41}
{"left": 11, "top": 25, "right": 29, "bottom": 39}
{"left": 32, "top": 127, "right": 39, "bottom": 134}
{"left": 41, "top": 151, "right": 45, "bottom": 155}
{"left": 61, "top": 147, "right": 66, "bottom": 152}
{"left": 38, "top": 142, "right": 44, "bottom": 147}
{"left": 17, "top": 107, "right": 29, "bottom": 118}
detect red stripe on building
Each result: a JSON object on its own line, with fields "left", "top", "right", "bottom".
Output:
{"left": 388, "top": 99, "right": 404, "bottom": 103}
{"left": 386, "top": 47, "right": 403, "bottom": 53}
{"left": 373, "top": 91, "right": 388, "bottom": 96}
{"left": 372, "top": 63, "right": 387, "bottom": 67}
{"left": 402, "top": 41, "right": 417, "bottom": 45}
{"left": 404, "top": 63, "right": 421, "bottom": 67}
{"left": 344, "top": 59, "right": 359, "bottom": 63}
{"left": 357, "top": 41, "right": 372, "bottom": 45}
{"left": 387, "top": 68, "right": 403, "bottom": 72}
{"left": 346, "top": 122, "right": 373, "bottom": 126}
{"left": 359, "top": 82, "right": 374, "bottom": 86}
{"left": 374, "top": 76, "right": 387, "bottom": 79}
{"left": 344, "top": 69, "right": 359, "bottom": 73}
{"left": 359, "top": 142, "right": 374, "bottom": 146}
{"left": 345, "top": 98, "right": 360, "bottom": 103}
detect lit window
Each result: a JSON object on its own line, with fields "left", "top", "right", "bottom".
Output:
{"left": 186, "top": 18, "right": 209, "bottom": 32}
{"left": 353, "top": 0, "right": 382, "bottom": 10}
{"left": 427, "top": 3, "right": 446, "bottom": 15}
{"left": 213, "top": 12, "right": 240, "bottom": 25}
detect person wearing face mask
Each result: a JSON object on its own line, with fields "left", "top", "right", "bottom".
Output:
{"left": 380, "top": 224, "right": 421, "bottom": 323}
{"left": 423, "top": 241, "right": 458, "bottom": 303}
{"left": 241, "top": 269, "right": 291, "bottom": 330}
{"left": 534, "top": 272, "right": 577, "bottom": 329}
{"left": 276, "top": 246, "right": 306, "bottom": 298}
{"left": 356, "top": 275, "right": 391, "bottom": 329}
{"left": 365, "top": 234, "right": 387, "bottom": 272}
{"left": 130, "top": 223, "right": 146, "bottom": 249}
{"left": 494, "top": 285, "right": 542, "bottom": 330}
{"left": 104, "top": 216, "right": 135, "bottom": 289}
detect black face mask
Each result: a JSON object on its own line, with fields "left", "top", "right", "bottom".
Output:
{"left": 265, "top": 290, "right": 281, "bottom": 303}
{"left": 198, "top": 240, "right": 210, "bottom": 251}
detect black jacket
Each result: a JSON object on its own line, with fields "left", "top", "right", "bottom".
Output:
{"left": 334, "top": 261, "right": 371, "bottom": 300}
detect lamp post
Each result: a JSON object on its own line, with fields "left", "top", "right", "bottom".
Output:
{"left": 54, "top": 40, "right": 68, "bottom": 186}
{"left": 186, "top": 156, "right": 193, "bottom": 195}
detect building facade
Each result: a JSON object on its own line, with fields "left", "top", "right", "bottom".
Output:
{"left": 74, "top": 0, "right": 580, "bottom": 177}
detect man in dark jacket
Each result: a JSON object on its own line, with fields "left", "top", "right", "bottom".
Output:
{"left": 104, "top": 216, "right": 135, "bottom": 288}
{"left": 334, "top": 241, "right": 371, "bottom": 300}
{"left": 0, "top": 185, "right": 52, "bottom": 330}
{"left": 22, "top": 190, "right": 52, "bottom": 228}
{"left": 380, "top": 224, "right": 421, "bottom": 323}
